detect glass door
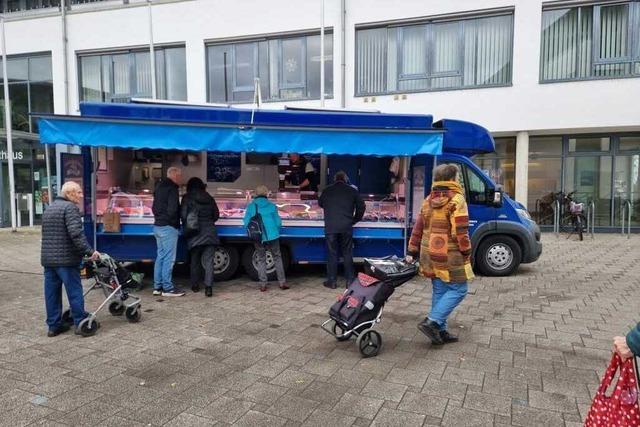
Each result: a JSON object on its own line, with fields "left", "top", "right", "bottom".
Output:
{"left": 563, "top": 156, "right": 613, "bottom": 226}
{"left": 613, "top": 154, "right": 640, "bottom": 227}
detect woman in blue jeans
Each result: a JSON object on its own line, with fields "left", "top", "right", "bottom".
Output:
{"left": 406, "top": 164, "right": 474, "bottom": 345}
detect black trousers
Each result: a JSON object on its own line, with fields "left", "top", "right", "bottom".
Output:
{"left": 326, "top": 231, "right": 354, "bottom": 285}
{"left": 189, "top": 245, "right": 216, "bottom": 288}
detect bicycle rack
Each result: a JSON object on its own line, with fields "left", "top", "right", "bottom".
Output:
{"left": 552, "top": 199, "right": 560, "bottom": 237}
{"left": 535, "top": 199, "right": 541, "bottom": 223}
{"left": 586, "top": 200, "right": 595, "bottom": 239}
{"left": 621, "top": 199, "right": 631, "bottom": 239}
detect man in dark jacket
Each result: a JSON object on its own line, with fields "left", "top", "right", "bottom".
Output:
{"left": 318, "top": 171, "right": 366, "bottom": 289}
{"left": 152, "top": 167, "right": 184, "bottom": 297}
{"left": 41, "top": 181, "right": 99, "bottom": 337}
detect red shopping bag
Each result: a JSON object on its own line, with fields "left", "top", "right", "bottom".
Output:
{"left": 585, "top": 353, "right": 640, "bottom": 426}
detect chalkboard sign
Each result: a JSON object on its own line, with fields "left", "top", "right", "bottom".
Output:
{"left": 207, "top": 152, "right": 241, "bottom": 183}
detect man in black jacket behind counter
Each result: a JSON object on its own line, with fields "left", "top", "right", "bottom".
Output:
{"left": 152, "top": 166, "right": 185, "bottom": 297}
{"left": 319, "top": 171, "right": 366, "bottom": 289}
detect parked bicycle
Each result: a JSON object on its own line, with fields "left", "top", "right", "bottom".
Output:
{"left": 557, "top": 191, "right": 587, "bottom": 241}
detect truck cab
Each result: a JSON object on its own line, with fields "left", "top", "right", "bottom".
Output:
{"left": 439, "top": 152, "right": 542, "bottom": 276}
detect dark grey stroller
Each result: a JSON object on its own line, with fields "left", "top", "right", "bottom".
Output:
{"left": 321, "top": 256, "right": 417, "bottom": 357}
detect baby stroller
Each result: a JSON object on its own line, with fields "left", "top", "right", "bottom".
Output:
{"left": 321, "top": 256, "right": 417, "bottom": 357}
{"left": 62, "top": 254, "right": 143, "bottom": 337}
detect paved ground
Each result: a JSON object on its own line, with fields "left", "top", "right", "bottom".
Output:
{"left": 0, "top": 230, "right": 639, "bottom": 426}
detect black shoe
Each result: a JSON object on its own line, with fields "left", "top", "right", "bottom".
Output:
{"left": 191, "top": 284, "right": 201, "bottom": 293}
{"left": 205, "top": 287, "right": 212, "bottom": 297}
{"left": 417, "top": 319, "right": 444, "bottom": 345}
{"left": 47, "top": 323, "right": 71, "bottom": 337}
{"left": 323, "top": 280, "right": 337, "bottom": 290}
{"left": 440, "top": 330, "right": 459, "bottom": 344}
{"left": 162, "top": 288, "right": 186, "bottom": 297}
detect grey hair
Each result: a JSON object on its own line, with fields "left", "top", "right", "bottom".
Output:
{"left": 167, "top": 166, "right": 182, "bottom": 177}
{"left": 60, "top": 181, "right": 82, "bottom": 199}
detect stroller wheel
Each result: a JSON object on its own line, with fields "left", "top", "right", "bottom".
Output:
{"left": 357, "top": 330, "right": 382, "bottom": 358}
{"left": 125, "top": 306, "right": 141, "bottom": 323}
{"left": 108, "top": 301, "right": 125, "bottom": 316}
{"left": 78, "top": 318, "right": 98, "bottom": 337}
{"left": 61, "top": 309, "right": 73, "bottom": 327}
{"left": 332, "top": 322, "right": 352, "bottom": 342}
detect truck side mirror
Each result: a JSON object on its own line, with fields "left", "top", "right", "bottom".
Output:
{"left": 487, "top": 188, "right": 503, "bottom": 207}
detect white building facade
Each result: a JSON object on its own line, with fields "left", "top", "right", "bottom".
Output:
{"left": 0, "top": 0, "right": 638, "bottom": 229}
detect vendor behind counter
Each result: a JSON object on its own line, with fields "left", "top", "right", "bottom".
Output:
{"left": 288, "top": 154, "right": 319, "bottom": 192}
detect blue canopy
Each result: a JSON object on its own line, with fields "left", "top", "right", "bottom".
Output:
{"left": 36, "top": 102, "right": 444, "bottom": 157}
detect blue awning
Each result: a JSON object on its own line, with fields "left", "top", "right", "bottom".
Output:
{"left": 36, "top": 102, "right": 444, "bottom": 157}
{"left": 434, "top": 119, "right": 495, "bottom": 156}
{"left": 38, "top": 115, "right": 443, "bottom": 157}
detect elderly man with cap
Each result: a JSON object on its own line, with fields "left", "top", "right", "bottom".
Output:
{"left": 41, "top": 181, "right": 100, "bottom": 337}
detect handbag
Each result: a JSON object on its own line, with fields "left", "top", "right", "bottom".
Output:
{"left": 584, "top": 353, "right": 640, "bottom": 426}
{"left": 246, "top": 203, "right": 265, "bottom": 243}
{"left": 102, "top": 210, "right": 121, "bottom": 233}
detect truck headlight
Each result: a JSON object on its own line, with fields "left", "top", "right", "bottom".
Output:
{"left": 516, "top": 208, "right": 531, "bottom": 221}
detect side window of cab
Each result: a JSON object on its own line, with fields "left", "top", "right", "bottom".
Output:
{"left": 440, "top": 162, "right": 487, "bottom": 205}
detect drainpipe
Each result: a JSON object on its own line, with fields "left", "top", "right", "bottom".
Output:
{"left": 1, "top": 15, "right": 17, "bottom": 231}
{"left": 319, "top": 0, "right": 325, "bottom": 107}
{"left": 340, "top": 0, "right": 346, "bottom": 108}
{"left": 148, "top": 0, "right": 157, "bottom": 99}
{"left": 54, "top": 0, "right": 70, "bottom": 196}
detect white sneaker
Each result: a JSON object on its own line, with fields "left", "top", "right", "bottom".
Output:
{"left": 152, "top": 289, "right": 162, "bottom": 296}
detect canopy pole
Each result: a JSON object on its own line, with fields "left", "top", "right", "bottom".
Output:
{"left": 147, "top": 0, "right": 157, "bottom": 100}
{"left": 320, "top": 0, "right": 325, "bottom": 107}
{"left": 402, "top": 156, "right": 410, "bottom": 257}
{"left": 1, "top": 15, "right": 17, "bottom": 231}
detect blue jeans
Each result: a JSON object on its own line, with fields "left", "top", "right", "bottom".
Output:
{"left": 428, "top": 278, "right": 468, "bottom": 331}
{"left": 153, "top": 225, "right": 179, "bottom": 292}
{"left": 44, "top": 266, "right": 88, "bottom": 330}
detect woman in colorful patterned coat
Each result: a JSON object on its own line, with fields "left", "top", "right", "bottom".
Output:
{"left": 406, "top": 164, "right": 474, "bottom": 345}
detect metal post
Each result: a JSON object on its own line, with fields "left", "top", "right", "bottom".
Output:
{"left": 340, "top": 0, "right": 346, "bottom": 109}
{"left": 553, "top": 199, "right": 560, "bottom": 237}
{"left": 1, "top": 15, "right": 16, "bottom": 231}
{"left": 320, "top": 0, "right": 325, "bottom": 107}
{"left": 587, "top": 200, "right": 595, "bottom": 239}
{"left": 622, "top": 199, "right": 631, "bottom": 239}
{"left": 402, "top": 156, "right": 409, "bottom": 257}
{"left": 147, "top": 0, "right": 157, "bottom": 99}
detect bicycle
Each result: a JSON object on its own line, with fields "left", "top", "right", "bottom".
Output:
{"left": 556, "top": 191, "right": 587, "bottom": 241}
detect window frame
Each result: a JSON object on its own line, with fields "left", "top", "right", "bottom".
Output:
{"left": 278, "top": 37, "right": 307, "bottom": 91}
{"left": 205, "top": 30, "right": 334, "bottom": 104}
{"left": 539, "top": 1, "right": 640, "bottom": 84}
{"left": 77, "top": 44, "right": 187, "bottom": 104}
{"left": 354, "top": 11, "right": 514, "bottom": 97}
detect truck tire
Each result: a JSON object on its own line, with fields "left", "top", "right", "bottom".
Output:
{"left": 241, "top": 244, "right": 290, "bottom": 282}
{"left": 476, "top": 235, "right": 522, "bottom": 277}
{"left": 212, "top": 246, "right": 240, "bottom": 281}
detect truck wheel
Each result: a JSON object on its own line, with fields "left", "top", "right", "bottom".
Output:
{"left": 212, "top": 246, "right": 239, "bottom": 281}
{"left": 241, "top": 245, "right": 290, "bottom": 282}
{"left": 476, "top": 235, "right": 522, "bottom": 276}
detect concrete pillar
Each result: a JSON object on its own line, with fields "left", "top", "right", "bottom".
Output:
{"left": 515, "top": 131, "right": 529, "bottom": 206}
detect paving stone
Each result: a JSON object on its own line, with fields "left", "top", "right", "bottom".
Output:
{"left": 327, "top": 368, "right": 372, "bottom": 390}
{"left": 463, "top": 391, "right": 511, "bottom": 416}
{"left": 235, "top": 410, "right": 287, "bottom": 427}
{"left": 385, "top": 367, "right": 429, "bottom": 388}
{"left": 298, "top": 380, "right": 349, "bottom": 406}
{"left": 371, "top": 407, "right": 425, "bottom": 426}
{"left": 441, "top": 406, "right": 494, "bottom": 426}
{"left": 240, "top": 382, "right": 289, "bottom": 405}
{"left": 442, "top": 366, "right": 485, "bottom": 387}
{"left": 266, "top": 395, "right": 319, "bottom": 422}
{"left": 422, "top": 376, "right": 468, "bottom": 401}
{"left": 301, "top": 409, "right": 356, "bottom": 427}
{"left": 192, "top": 396, "right": 254, "bottom": 423}
{"left": 270, "top": 368, "right": 317, "bottom": 391}
{"left": 482, "top": 375, "right": 528, "bottom": 400}
{"left": 164, "top": 412, "right": 215, "bottom": 427}
{"left": 511, "top": 404, "right": 565, "bottom": 427}
{"left": 332, "top": 393, "right": 384, "bottom": 420}
{"left": 528, "top": 390, "right": 579, "bottom": 414}
{"left": 361, "top": 378, "right": 408, "bottom": 402}
{"left": 0, "top": 403, "right": 56, "bottom": 427}
{"left": 397, "top": 391, "right": 448, "bottom": 418}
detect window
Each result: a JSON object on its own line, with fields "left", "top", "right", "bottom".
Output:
{"left": 528, "top": 136, "right": 563, "bottom": 224}
{"left": 355, "top": 12, "right": 513, "bottom": 95}
{"left": 207, "top": 32, "right": 333, "bottom": 103}
{"left": 0, "top": 53, "right": 53, "bottom": 133}
{"left": 473, "top": 137, "right": 515, "bottom": 197}
{"left": 540, "top": 1, "right": 640, "bottom": 82}
{"left": 465, "top": 166, "right": 488, "bottom": 204}
{"left": 78, "top": 46, "right": 187, "bottom": 103}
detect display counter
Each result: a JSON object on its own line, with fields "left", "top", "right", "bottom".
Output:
{"left": 98, "top": 189, "right": 406, "bottom": 228}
